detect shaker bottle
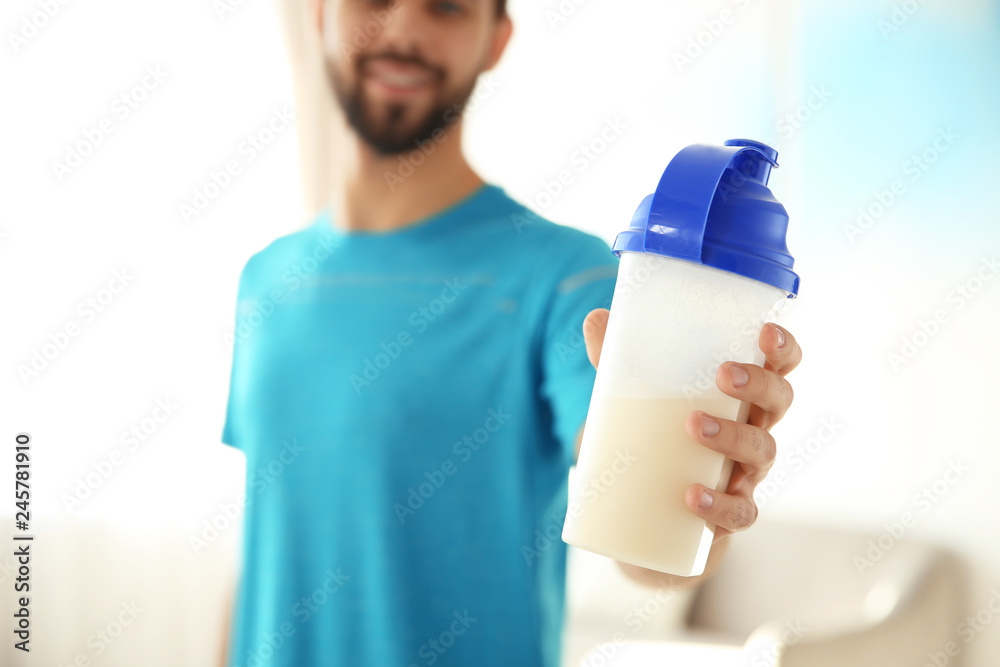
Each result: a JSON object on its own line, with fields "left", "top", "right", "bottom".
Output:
{"left": 561, "top": 139, "right": 800, "bottom": 577}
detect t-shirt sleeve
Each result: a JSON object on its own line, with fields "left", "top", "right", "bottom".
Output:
{"left": 221, "top": 263, "right": 250, "bottom": 451}
{"left": 221, "top": 345, "right": 240, "bottom": 450}
{"left": 538, "top": 231, "right": 619, "bottom": 464}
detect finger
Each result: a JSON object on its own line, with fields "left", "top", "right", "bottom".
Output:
{"left": 581, "top": 308, "right": 609, "bottom": 370}
{"left": 685, "top": 483, "right": 759, "bottom": 534}
{"left": 724, "top": 462, "right": 754, "bottom": 495}
{"left": 708, "top": 466, "right": 751, "bottom": 543}
{"left": 760, "top": 323, "right": 802, "bottom": 377}
{"left": 684, "top": 411, "right": 776, "bottom": 473}
{"left": 716, "top": 361, "right": 794, "bottom": 423}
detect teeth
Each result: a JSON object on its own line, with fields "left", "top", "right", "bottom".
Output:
{"left": 366, "top": 62, "right": 432, "bottom": 90}
{"left": 376, "top": 71, "right": 428, "bottom": 88}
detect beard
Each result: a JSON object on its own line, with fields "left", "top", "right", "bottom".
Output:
{"left": 324, "top": 52, "right": 481, "bottom": 157}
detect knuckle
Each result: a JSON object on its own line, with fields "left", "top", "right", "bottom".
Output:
{"left": 736, "top": 424, "right": 768, "bottom": 460}
{"left": 762, "top": 430, "right": 777, "bottom": 464}
{"left": 726, "top": 500, "right": 755, "bottom": 530}
{"left": 768, "top": 371, "right": 786, "bottom": 400}
{"left": 762, "top": 371, "right": 794, "bottom": 412}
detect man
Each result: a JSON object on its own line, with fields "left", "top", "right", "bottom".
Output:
{"left": 219, "top": 1, "right": 802, "bottom": 665}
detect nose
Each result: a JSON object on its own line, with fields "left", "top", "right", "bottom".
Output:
{"left": 370, "top": 1, "right": 432, "bottom": 60}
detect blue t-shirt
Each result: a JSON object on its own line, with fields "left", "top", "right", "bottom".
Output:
{"left": 222, "top": 183, "right": 619, "bottom": 667}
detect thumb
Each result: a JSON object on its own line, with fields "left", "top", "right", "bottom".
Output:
{"left": 582, "top": 308, "right": 610, "bottom": 370}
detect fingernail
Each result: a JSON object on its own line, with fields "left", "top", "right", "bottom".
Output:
{"left": 701, "top": 414, "right": 720, "bottom": 437}
{"left": 730, "top": 365, "right": 749, "bottom": 388}
{"left": 698, "top": 491, "right": 714, "bottom": 509}
{"left": 775, "top": 326, "right": 786, "bottom": 349}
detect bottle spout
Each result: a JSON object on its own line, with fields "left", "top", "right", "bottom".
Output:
{"left": 724, "top": 138, "right": 779, "bottom": 186}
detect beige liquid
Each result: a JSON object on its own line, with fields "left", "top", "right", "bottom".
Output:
{"left": 562, "top": 396, "right": 750, "bottom": 577}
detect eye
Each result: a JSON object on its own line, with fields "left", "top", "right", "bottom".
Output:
{"left": 432, "top": 1, "right": 464, "bottom": 15}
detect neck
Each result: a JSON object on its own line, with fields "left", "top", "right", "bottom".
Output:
{"left": 328, "top": 119, "right": 485, "bottom": 233}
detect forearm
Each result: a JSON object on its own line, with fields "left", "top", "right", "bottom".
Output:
{"left": 617, "top": 532, "right": 730, "bottom": 590}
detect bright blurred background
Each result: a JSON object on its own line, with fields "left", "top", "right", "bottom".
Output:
{"left": 2, "top": 0, "right": 998, "bottom": 665}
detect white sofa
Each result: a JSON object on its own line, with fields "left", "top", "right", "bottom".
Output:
{"left": 572, "top": 518, "right": 966, "bottom": 666}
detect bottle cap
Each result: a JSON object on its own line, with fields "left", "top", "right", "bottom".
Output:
{"left": 612, "top": 139, "right": 799, "bottom": 296}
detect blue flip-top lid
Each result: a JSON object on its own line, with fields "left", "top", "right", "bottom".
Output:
{"left": 612, "top": 139, "right": 799, "bottom": 296}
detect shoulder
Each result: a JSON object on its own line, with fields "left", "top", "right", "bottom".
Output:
{"left": 487, "top": 185, "right": 619, "bottom": 274}
{"left": 486, "top": 188, "right": 618, "bottom": 327}
{"left": 236, "top": 215, "right": 329, "bottom": 291}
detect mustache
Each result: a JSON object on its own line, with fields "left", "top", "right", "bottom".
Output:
{"left": 358, "top": 52, "right": 445, "bottom": 82}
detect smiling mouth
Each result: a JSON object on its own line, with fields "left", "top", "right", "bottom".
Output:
{"left": 363, "top": 58, "right": 437, "bottom": 93}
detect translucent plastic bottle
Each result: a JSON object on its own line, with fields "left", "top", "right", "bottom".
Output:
{"left": 562, "top": 139, "right": 800, "bottom": 577}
